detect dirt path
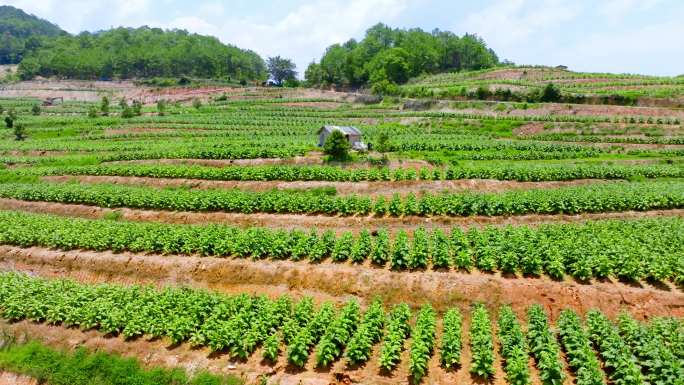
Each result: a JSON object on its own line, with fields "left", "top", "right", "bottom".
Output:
{"left": 1, "top": 198, "right": 683, "bottom": 233}
{"left": 1, "top": 246, "right": 682, "bottom": 320}
{"left": 41, "top": 175, "right": 606, "bottom": 196}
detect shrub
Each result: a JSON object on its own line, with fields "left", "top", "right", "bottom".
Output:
{"left": 13, "top": 123, "right": 26, "bottom": 141}
{"left": 323, "top": 130, "right": 350, "bottom": 160}
{"left": 100, "top": 96, "right": 110, "bottom": 115}
{"left": 540, "top": 83, "right": 561, "bottom": 102}
{"left": 192, "top": 98, "right": 202, "bottom": 109}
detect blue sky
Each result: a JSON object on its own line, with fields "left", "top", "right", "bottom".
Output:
{"left": 5, "top": 0, "right": 684, "bottom": 76}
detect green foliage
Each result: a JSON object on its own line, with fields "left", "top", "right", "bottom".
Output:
{"left": 157, "top": 99, "right": 167, "bottom": 116}
{"left": 306, "top": 23, "right": 498, "bottom": 88}
{"left": 526, "top": 305, "right": 565, "bottom": 385}
{"left": 192, "top": 98, "right": 202, "bottom": 110}
{"left": 0, "top": 340, "right": 243, "bottom": 385}
{"left": 0, "top": 5, "right": 64, "bottom": 64}
{"left": 540, "top": 83, "right": 562, "bottom": 103}
{"left": 12, "top": 122, "right": 26, "bottom": 141}
{"left": 0, "top": 273, "right": 679, "bottom": 382}
{"left": 586, "top": 310, "right": 643, "bottom": 385}
{"left": 497, "top": 305, "right": 530, "bottom": 385}
{"left": 430, "top": 228, "right": 451, "bottom": 269}
{"left": 408, "top": 226, "right": 429, "bottom": 270}
{"left": 131, "top": 100, "right": 143, "bottom": 115}
{"left": 346, "top": 299, "right": 385, "bottom": 364}
{"left": 87, "top": 105, "right": 98, "bottom": 118}
{"left": 617, "top": 313, "right": 684, "bottom": 385}
{"left": 287, "top": 302, "right": 335, "bottom": 367}
{"left": 371, "top": 229, "right": 390, "bottom": 266}
{"left": 4, "top": 107, "right": 16, "bottom": 128}
{"left": 323, "top": 129, "right": 350, "bottom": 160}
{"left": 391, "top": 230, "right": 410, "bottom": 270}
{"left": 408, "top": 304, "right": 436, "bottom": 382}
{"left": 266, "top": 56, "right": 297, "bottom": 86}
{"left": 557, "top": 310, "right": 605, "bottom": 385}
{"left": 439, "top": 308, "right": 462, "bottom": 369}
{"left": 469, "top": 304, "right": 494, "bottom": 379}
{"left": 314, "top": 300, "right": 360, "bottom": 367}
{"left": 120, "top": 99, "right": 134, "bottom": 118}
{"left": 100, "top": 96, "right": 109, "bottom": 116}
{"left": 30, "top": 104, "right": 40, "bottom": 115}
{"left": 17, "top": 26, "right": 266, "bottom": 81}
{"left": 378, "top": 303, "right": 412, "bottom": 372}
{"left": 0, "top": 209, "right": 682, "bottom": 284}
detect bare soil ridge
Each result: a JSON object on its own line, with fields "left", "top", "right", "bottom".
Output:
{"left": 1, "top": 198, "right": 683, "bottom": 233}
{"left": 1, "top": 246, "right": 682, "bottom": 320}
{"left": 41, "top": 175, "right": 605, "bottom": 196}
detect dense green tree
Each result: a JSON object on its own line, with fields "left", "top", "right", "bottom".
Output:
{"left": 17, "top": 26, "right": 267, "bottom": 81}
{"left": 540, "top": 83, "right": 562, "bottom": 102}
{"left": 367, "top": 47, "right": 411, "bottom": 85}
{"left": 267, "top": 56, "right": 297, "bottom": 86}
{"left": 306, "top": 23, "right": 498, "bottom": 89}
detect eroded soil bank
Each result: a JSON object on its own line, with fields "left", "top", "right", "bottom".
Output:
{"left": 1, "top": 198, "right": 683, "bottom": 233}
{"left": 1, "top": 246, "right": 682, "bottom": 320}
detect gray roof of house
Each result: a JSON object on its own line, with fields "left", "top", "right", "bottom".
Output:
{"left": 318, "top": 125, "right": 362, "bottom": 136}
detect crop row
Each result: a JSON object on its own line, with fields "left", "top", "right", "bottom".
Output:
{"left": 0, "top": 210, "right": 682, "bottom": 284}
{"left": 2, "top": 273, "right": 681, "bottom": 383}
{"left": 2, "top": 180, "right": 684, "bottom": 217}
{"left": 30, "top": 162, "right": 684, "bottom": 182}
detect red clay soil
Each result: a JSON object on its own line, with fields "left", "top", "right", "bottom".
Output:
{"left": 41, "top": 175, "right": 606, "bottom": 197}
{"left": 1, "top": 245, "right": 682, "bottom": 320}
{"left": 1, "top": 198, "right": 684, "bottom": 234}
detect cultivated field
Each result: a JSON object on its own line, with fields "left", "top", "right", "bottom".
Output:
{"left": 0, "top": 79, "right": 683, "bottom": 385}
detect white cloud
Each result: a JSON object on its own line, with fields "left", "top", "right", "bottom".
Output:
{"left": 600, "top": 0, "right": 663, "bottom": 23}
{"left": 4, "top": 0, "right": 410, "bottom": 74}
{"left": 4, "top": 0, "right": 684, "bottom": 76}
{"left": 556, "top": 20, "right": 684, "bottom": 75}
{"left": 168, "top": 0, "right": 411, "bottom": 73}
{"left": 462, "top": 0, "right": 580, "bottom": 47}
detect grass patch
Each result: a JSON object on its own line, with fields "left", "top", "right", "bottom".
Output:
{"left": 0, "top": 339, "right": 243, "bottom": 385}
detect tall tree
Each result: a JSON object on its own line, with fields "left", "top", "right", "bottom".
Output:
{"left": 266, "top": 56, "right": 297, "bottom": 86}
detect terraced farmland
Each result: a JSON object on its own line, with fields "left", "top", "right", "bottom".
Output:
{"left": 0, "top": 82, "right": 683, "bottom": 385}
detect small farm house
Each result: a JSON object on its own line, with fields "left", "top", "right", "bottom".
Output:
{"left": 317, "top": 125, "right": 367, "bottom": 151}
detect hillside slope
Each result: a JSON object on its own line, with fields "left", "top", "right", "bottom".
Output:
{"left": 0, "top": 5, "right": 65, "bottom": 64}
{"left": 399, "top": 66, "right": 684, "bottom": 105}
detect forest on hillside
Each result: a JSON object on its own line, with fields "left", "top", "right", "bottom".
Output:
{"left": 0, "top": 5, "right": 65, "bottom": 64}
{"left": 17, "top": 27, "right": 267, "bottom": 81}
{"left": 1, "top": 6, "right": 500, "bottom": 85}
{"left": 305, "top": 23, "right": 499, "bottom": 92}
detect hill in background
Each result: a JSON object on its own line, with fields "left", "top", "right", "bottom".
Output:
{"left": 0, "top": 5, "right": 65, "bottom": 64}
{"left": 17, "top": 27, "right": 267, "bottom": 82}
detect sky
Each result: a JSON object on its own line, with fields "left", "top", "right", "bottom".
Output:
{"left": 4, "top": 0, "right": 684, "bottom": 77}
